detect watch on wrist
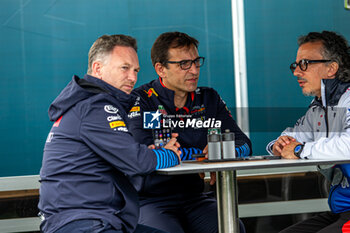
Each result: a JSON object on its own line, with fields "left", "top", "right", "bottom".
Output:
{"left": 294, "top": 144, "right": 304, "bottom": 158}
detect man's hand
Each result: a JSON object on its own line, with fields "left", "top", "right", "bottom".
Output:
{"left": 281, "top": 141, "right": 302, "bottom": 159}
{"left": 164, "top": 133, "right": 181, "bottom": 161}
{"left": 203, "top": 144, "right": 208, "bottom": 158}
{"left": 209, "top": 172, "right": 216, "bottom": 185}
{"left": 195, "top": 144, "right": 208, "bottom": 161}
{"left": 272, "top": 136, "right": 296, "bottom": 156}
{"left": 199, "top": 172, "right": 216, "bottom": 185}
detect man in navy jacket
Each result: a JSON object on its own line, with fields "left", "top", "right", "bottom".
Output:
{"left": 38, "top": 34, "right": 181, "bottom": 233}
{"left": 128, "top": 32, "right": 252, "bottom": 233}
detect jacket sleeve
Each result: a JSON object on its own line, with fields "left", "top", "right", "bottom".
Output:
{"left": 266, "top": 95, "right": 350, "bottom": 159}
{"left": 79, "top": 98, "right": 179, "bottom": 177}
{"left": 214, "top": 90, "right": 252, "bottom": 157}
{"left": 301, "top": 98, "right": 350, "bottom": 159}
{"left": 266, "top": 110, "right": 315, "bottom": 156}
{"left": 179, "top": 147, "right": 202, "bottom": 160}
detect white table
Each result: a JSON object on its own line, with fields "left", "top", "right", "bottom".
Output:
{"left": 157, "top": 157, "right": 350, "bottom": 233}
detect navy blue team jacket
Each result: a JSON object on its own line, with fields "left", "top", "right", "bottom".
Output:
{"left": 39, "top": 75, "right": 179, "bottom": 233}
{"left": 128, "top": 78, "right": 252, "bottom": 199}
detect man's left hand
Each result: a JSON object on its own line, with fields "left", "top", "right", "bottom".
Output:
{"left": 209, "top": 172, "right": 216, "bottom": 185}
{"left": 198, "top": 172, "right": 216, "bottom": 185}
{"left": 281, "top": 141, "right": 302, "bottom": 159}
{"left": 202, "top": 145, "right": 208, "bottom": 159}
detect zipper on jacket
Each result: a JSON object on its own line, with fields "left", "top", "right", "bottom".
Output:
{"left": 324, "top": 106, "right": 329, "bottom": 138}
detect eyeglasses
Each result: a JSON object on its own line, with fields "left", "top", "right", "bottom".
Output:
{"left": 166, "top": 57, "right": 205, "bottom": 70}
{"left": 290, "top": 59, "right": 331, "bottom": 73}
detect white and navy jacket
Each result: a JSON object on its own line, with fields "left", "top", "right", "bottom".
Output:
{"left": 267, "top": 78, "right": 350, "bottom": 213}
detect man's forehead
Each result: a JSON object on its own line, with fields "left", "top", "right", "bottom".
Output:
{"left": 111, "top": 46, "right": 139, "bottom": 64}
{"left": 297, "top": 41, "right": 323, "bottom": 59}
{"left": 168, "top": 45, "right": 198, "bottom": 59}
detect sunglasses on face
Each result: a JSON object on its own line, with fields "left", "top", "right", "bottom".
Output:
{"left": 166, "top": 57, "right": 205, "bottom": 70}
{"left": 290, "top": 59, "right": 331, "bottom": 74}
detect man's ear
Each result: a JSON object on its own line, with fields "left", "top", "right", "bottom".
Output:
{"left": 155, "top": 63, "right": 166, "bottom": 78}
{"left": 91, "top": 61, "right": 103, "bottom": 78}
{"left": 327, "top": 61, "right": 339, "bottom": 78}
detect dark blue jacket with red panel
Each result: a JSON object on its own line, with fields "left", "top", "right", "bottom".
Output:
{"left": 38, "top": 75, "right": 179, "bottom": 233}
{"left": 128, "top": 78, "right": 252, "bottom": 199}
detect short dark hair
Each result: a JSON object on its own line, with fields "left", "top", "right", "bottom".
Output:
{"left": 151, "top": 31, "right": 199, "bottom": 67}
{"left": 298, "top": 31, "right": 350, "bottom": 82}
{"left": 87, "top": 34, "right": 137, "bottom": 74}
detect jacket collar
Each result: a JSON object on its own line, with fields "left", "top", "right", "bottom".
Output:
{"left": 312, "top": 78, "right": 350, "bottom": 107}
{"left": 153, "top": 77, "right": 175, "bottom": 102}
{"left": 84, "top": 74, "right": 136, "bottom": 111}
{"left": 152, "top": 77, "right": 196, "bottom": 113}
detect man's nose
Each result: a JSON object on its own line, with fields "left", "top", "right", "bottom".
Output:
{"left": 188, "top": 62, "right": 200, "bottom": 74}
{"left": 293, "top": 66, "right": 303, "bottom": 77}
{"left": 128, "top": 71, "right": 138, "bottom": 82}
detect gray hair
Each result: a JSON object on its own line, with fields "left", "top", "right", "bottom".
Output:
{"left": 87, "top": 34, "right": 137, "bottom": 74}
{"left": 298, "top": 31, "right": 350, "bottom": 82}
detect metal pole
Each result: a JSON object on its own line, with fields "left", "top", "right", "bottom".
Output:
{"left": 231, "top": 0, "right": 249, "bottom": 136}
{"left": 216, "top": 171, "right": 240, "bottom": 233}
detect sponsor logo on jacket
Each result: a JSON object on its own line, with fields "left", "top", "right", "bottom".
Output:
{"left": 191, "top": 106, "right": 205, "bottom": 115}
{"left": 130, "top": 106, "right": 140, "bottom": 112}
{"left": 342, "top": 177, "right": 350, "bottom": 189}
{"left": 128, "top": 111, "right": 141, "bottom": 119}
{"left": 46, "top": 132, "right": 54, "bottom": 143}
{"left": 128, "top": 105, "right": 141, "bottom": 119}
{"left": 110, "top": 121, "right": 126, "bottom": 128}
{"left": 144, "top": 88, "right": 158, "bottom": 97}
{"left": 116, "top": 127, "right": 128, "bottom": 132}
{"left": 104, "top": 105, "right": 118, "bottom": 114}
{"left": 53, "top": 116, "right": 63, "bottom": 127}
{"left": 107, "top": 115, "right": 122, "bottom": 121}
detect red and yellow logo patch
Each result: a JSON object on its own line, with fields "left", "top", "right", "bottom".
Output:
{"left": 109, "top": 121, "right": 126, "bottom": 128}
{"left": 144, "top": 88, "right": 158, "bottom": 97}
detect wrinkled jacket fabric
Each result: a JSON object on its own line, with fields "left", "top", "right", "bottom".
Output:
{"left": 39, "top": 75, "right": 178, "bottom": 233}
{"left": 267, "top": 78, "right": 350, "bottom": 213}
{"left": 128, "top": 78, "right": 252, "bottom": 198}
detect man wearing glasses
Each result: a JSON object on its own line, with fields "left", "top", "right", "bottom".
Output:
{"left": 127, "top": 32, "right": 251, "bottom": 233}
{"left": 267, "top": 31, "right": 350, "bottom": 232}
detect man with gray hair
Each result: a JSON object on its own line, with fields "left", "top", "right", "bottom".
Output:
{"left": 267, "top": 31, "right": 350, "bottom": 232}
{"left": 38, "top": 34, "right": 181, "bottom": 233}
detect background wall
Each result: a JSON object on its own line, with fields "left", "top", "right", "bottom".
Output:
{"left": 0, "top": 0, "right": 349, "bottom": 176}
